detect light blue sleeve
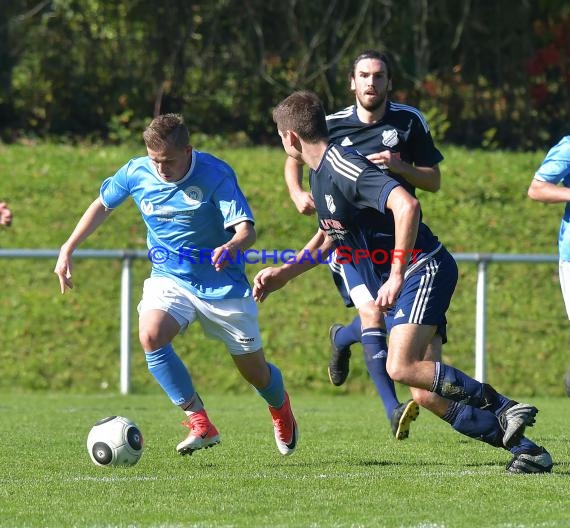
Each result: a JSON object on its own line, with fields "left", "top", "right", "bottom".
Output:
{"left": 99, "top": 162, "right": 131, "bottom": 209}
{"left": 535, "top": 136, "right": 570, "bottom": 185}
{"left": 214, "top": 170, "right": 255, "bottom": 229}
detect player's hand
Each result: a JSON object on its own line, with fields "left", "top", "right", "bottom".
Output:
{"left": 252, "top": 267, "right": 288, "bottom": 302}
{"left": 375, "top": 273, "right": 404, "bottom": 311}
{"left": 366, "top": 150, "right": 401, "bottom": 170}
{"left": 0, "top": 202, "right": 12, "bottom": 226}
{"left": 291, "top": 190, "right": 316, "bottom": 216}
{"left": 54, "top": 251, "right": 74, "bottom": 294}
{"left": 211, "top": 243, "right": 237, "bottom": 271}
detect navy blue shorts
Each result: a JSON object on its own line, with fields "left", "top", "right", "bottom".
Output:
{"left": 383, "top": 247, "right": 458, "bottom": 343}
{"left": 329, "top": 267, "right": 354, "bottom": 306}
{"left": 328, "top": 249, "right": 381, "bottom": 308}
{"left": 328, "top": 245, "right": 457, "bottom": 344}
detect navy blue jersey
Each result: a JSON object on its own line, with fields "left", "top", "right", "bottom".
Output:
{"left": 310, "top": 144, "right": 441, "bottom": 278}
{"left": 326, "top": 101, "right": 444, "bottom": 197}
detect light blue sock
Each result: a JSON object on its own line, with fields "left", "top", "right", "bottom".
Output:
{"left": 255, "top": 363, "right": 285, "bottom": 408}
{"left": 145, "top": 344, "right": 195, "bottom": 406}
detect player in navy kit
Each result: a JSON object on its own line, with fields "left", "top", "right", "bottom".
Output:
{"left": 284, "top": 50, "right": 443, "bottom": 439}
{"left": 54, "top": 114, "right": 298, "bottom": 457}
{"left": 256, "top": 90, "right": 552, "bottom": 473}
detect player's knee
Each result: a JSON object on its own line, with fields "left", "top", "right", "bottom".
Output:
{"left": 358, "top": 302, "right": 382, "bottom": 328}
{"left": 386, "top": 360, "right": 407, "bottom": 384}
{"left": 410, "top": 387, "right": 435, "bottom": 408}
{"left": 387, "top": 357, "right": 422, "bottom": 386}
{"left": 139, "top": 328, "right": 164, "bottom": 351}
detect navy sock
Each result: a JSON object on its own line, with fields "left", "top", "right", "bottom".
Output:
{"left": 442, "top": 401, "right": 540, "bottom": 453}
{"left": 509, "top": 436, "right": 540, "bottom": 455}
{"left": 361, "top": 327, "right": 399, "bottom": 418}
{"left": 433, "top": 362, "right": 511, "bottom": 414}
{"left": 335, "top": 315, "right": 362, "bottom": 348}
{"left": 145, "top": 344, "right": 195, "bottom": 406}
{"left": 255, "top": 362, "right": 285, "bottom": 409}
{"left": 442, "top": 401, "right": 503, "bottom": 447}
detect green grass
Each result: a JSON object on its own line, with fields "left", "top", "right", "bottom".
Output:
{"left": 0, "top": 143, "right": 568, "bottom": 397}
{"left": 0, "top": 391, "right": 568, "bottom": 528}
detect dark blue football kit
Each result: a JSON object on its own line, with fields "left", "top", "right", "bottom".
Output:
{"left": 309, "top": 144, "right": 456, "bottom": 339}
{"left": 308, "top": 143, "right": 544, "bottom": 459}
{"left": 325, "top": 102, "right": 444, "bottom": 307}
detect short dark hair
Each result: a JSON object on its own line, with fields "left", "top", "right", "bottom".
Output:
{"left": 350, "top": 49, "right": 392, "bottom": 80}
{"left": 142, "top": 113, "right": 189, "bottom": 151}
{"left": 272, "top": 90, "right": 329, "bottom": 143}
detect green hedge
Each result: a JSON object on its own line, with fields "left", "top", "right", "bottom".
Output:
{"left": 0, "top": 143, "right": 567, "bottom": 396}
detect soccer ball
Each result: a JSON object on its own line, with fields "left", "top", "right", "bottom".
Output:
{"left": 87, "top": 416, "right": 144, "bottom": 467}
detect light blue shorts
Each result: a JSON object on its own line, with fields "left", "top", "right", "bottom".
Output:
{"left": 560, "top": 259, "right": 570, "bottom": 319}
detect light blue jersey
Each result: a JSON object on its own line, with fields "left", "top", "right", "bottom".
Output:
{"left": 100, "top": 150, "right": 254, "bottom": 299}
{"left": 534, "top": 136, "right": 570, "bottom": 261}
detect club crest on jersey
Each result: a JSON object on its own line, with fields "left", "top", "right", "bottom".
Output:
{"left": 382, "top": 129, "right": 399, "bottom": 148}
{"left": 325, "top": 194, "right": 336, "bottom": 214}
{"left": 141, "top": 200, "right": 154, "bottom": 215}
{"left": 182, "top": 186, "right": 203, "bottom": 208}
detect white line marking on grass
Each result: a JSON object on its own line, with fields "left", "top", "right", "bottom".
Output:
{"left": 69, "top": 475, "right": 158, "bottom": 482}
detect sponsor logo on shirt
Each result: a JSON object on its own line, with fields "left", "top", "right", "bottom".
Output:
{"left": 340, "top": 136, "right": 353, "bottom": 146}
{"left": 320, "top": 218, "right": 347, "bottom": 241}
{"left": 141, "top": 200, "right": 154, "bottom": 215}
{"left": 182, "top": 186, "right": 203, "bottom": 208}
{"left": 382, "top": 129, "right": 399, "bottom": 148}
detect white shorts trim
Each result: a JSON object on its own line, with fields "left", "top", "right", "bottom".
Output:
{"left": 137, "top": 276, "right": 262, "bottom": 354}
{"left": 560, "top": 260, "right": 570, "bottom": 319}
{"left": 349, "top": 284, "right": 374, "bottom": 309}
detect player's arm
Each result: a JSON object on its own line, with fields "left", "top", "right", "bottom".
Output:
{"left": 54, "top": 197, "right": 113, "bottom": 293}
{"left": 211, "top": 220, "right": 256, "bottom": 271}
{"left": 375, "top": 186, "right": 420, "bottom": 310}
{"left": 366, "top": 151, "right": 441, "bottom": 193}
{"left": 394, "top": 162, "right": 441, "bottom": 193}
{"left": 284, "top": 155, "right": 315, "bottom": 215}
{"left": 527, "top": 178, "right": 570, "bottom": 204}
{"left": 0, "top": 202, "right": 13, "bottom": 226}
{"left": 253, "top": 229, "right": 332, "bottom": 302}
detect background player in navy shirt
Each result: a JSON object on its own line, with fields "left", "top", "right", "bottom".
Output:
{"left": 255, "top": 90, "right": 552, "bottom": 473}
{"left": 54, "top": 114, "right": 298, "bottom": 457}
{"left": 284, "top": 50, "right": 443, "bottom": 440}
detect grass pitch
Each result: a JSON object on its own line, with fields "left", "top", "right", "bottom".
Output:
{"left": 0, "top": 391, "right": 568, "bottom": 527}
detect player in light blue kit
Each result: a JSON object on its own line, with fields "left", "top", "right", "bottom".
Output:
{"left": 54, "top": 113, "right": 298, "bottom": 457}
{"left": 527, "top": 135, "right": 570, "bottom": 395}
